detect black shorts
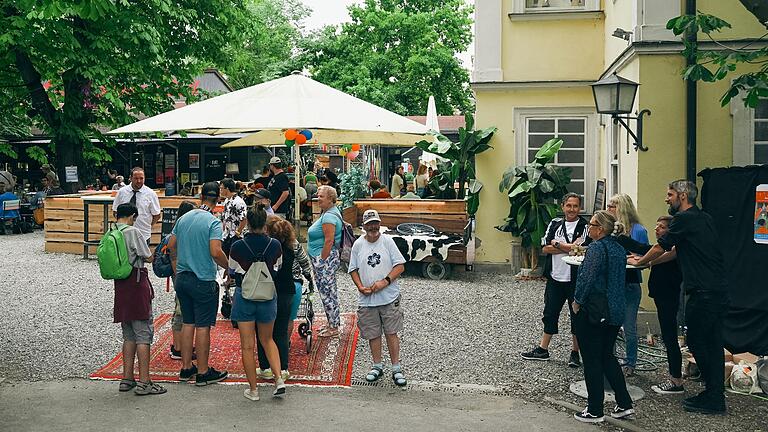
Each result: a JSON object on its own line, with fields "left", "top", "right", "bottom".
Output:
{"left": 542, "top": 278, "right": 576, "bottom": 335}
{"left": 175, "top": 271, "right": 219, "bottom": 328}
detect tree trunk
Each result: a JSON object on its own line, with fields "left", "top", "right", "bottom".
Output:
{"left": 54, "top": 133, "right": 85, "bottom": 193}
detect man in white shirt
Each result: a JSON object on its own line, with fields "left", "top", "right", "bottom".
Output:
{"left": 521, "top": 193, "right": 589, "bottom": 367}
{"left": 219, "top": 178, "right": 247, "bottom": 255}
{"left": 349, "top": 209, "right": 408, "bottom": 387}
{"left": 112, "top": 167, "right": 161, "bottom": 244}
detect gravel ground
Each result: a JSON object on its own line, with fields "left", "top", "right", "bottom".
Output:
{"left": 1, "top": 232, "right": 766, "bottom": 431}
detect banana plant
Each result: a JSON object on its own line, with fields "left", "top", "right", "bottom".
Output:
{"left": 496, "top": 138, "right": 572, "bottom": 269}
{"left": 415, "top": 112, "right": 496, "bottom": 216}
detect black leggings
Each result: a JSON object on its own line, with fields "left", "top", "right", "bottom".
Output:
{"left": 654, "top": 295, "right": 682, "bottom": 379}
{"left": 257, "top": 291, "right": 295, "bottom": 371}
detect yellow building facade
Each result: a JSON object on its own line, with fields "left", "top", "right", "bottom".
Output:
{"left": 472, "top": 0, "right": 767, "bottom": 296}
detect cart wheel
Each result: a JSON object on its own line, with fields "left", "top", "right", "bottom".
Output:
{"left": 298, "top": 322, "right": 309, "bottom": 338}
{"left": 421, "top": 261, "right": 452, "bottom": 280}
{"left": 305, "top": 333, "right": 312, "bottom": 354}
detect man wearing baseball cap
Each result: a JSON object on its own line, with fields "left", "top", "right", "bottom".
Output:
{"left": 253, "top": 188, "right": 275, "bottom": 216}
{"left": 267, "top": 157, "right": 291, "bottom": 218}
{"left": 348, "top": 209, "right": 408, "bottom": 387}
{"left": 41, "top": 164, "right": 58, "bottom": 184}
{"left": 167, "top": 181, "right": 229, "bottom": 386}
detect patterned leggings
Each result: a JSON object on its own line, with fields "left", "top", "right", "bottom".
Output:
{"left": 311, "top": 248, "right": 341, "bottom": 328}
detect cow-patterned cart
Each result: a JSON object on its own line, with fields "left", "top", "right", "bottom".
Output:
{"left": 341, "top": 199, "right": 474, "bottom": 280}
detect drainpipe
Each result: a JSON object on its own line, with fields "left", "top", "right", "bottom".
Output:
{"left": 685, "top": 0, "right": 697, "bottom": 181}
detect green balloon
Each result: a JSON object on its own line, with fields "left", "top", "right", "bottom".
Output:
{"left": 285, "top": 139, "right": 294, "bottom": 147}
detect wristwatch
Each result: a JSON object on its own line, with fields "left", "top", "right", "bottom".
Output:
{"left": 384, "top": 276, "right": 392, "bottom": 284}
{"left": 554, "top": 241, "right": 561, "bottom": 249}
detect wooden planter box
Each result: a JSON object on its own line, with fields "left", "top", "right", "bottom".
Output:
{"left": 43, "top": 191, "right": 193, "bottom": 255}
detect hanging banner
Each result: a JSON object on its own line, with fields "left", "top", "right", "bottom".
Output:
{"left": 756, "top": 185, "right": 768, "bottom": 244}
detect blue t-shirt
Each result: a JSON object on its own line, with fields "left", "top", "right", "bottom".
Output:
{"left": 628, "top": 223, "right": 649, "bottom": 283}
{"left": 307, "top": 207, "right": 343, "bottom": 257}
{"left": 172, "top": 209, "right": 223, "bottom": 281}
{"left": 0, "top": 192, "right": 20, "bottom": 219}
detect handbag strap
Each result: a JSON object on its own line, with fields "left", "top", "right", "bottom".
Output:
{"left": 241, "top": 237, "right": 274, "bottom": 263}
{"left": 599, "top": 241, "right": 609, "bottom": 294}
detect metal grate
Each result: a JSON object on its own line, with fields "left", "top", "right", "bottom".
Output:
{"left": 351, "top": 378, "right": 513, "bottom": 396}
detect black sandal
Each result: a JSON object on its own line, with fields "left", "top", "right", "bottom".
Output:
{"left": 119, "top": 379, "right": 136, "bottom": 392}
{"left": 392, "top": 371, "right": 407, "bottom": 387}
{"left": 365, "top": 366, "right": 384, "bottom": 382}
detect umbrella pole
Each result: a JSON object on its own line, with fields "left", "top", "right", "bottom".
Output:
{"left": 294, "top": 144, "right": 301, "bottom": 235}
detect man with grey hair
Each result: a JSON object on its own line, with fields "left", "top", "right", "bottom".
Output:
{"left": 629, "top": 180, "right": 729, "bottom": 415}
{"left": 522, "top": 192, "right": 589, "bottom": 367}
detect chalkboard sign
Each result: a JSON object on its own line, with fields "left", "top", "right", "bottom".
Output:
{"left": 161, "top": 208, "right": 179, "bottom": 237}
{"left": 593, "top": 178, "right": 606, "bottom": 214}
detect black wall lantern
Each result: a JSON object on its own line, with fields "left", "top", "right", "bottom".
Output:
{"left": 591, "top": 73, "right": 651, "bottom": 152}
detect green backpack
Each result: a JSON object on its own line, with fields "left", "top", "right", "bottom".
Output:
{"left": 97, "top": 224, "right": 133, "bottom": 280}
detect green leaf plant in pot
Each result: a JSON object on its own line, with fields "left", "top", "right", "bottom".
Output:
{"left": 496, "top": 138, "right": 572, "bottom": 273}
{"left": 415, "top": 112, "right": 496, "bottom": 216}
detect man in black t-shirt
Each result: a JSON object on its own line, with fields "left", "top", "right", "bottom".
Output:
{"left": 629, "top": 180, "right": 728, "bottom": 415}
{"left": 267, "top": 156, "right": 291, "bottom": 218}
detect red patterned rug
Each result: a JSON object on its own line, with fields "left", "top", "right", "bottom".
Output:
{"left": 90, "top": 313, "right": 358, "bottom": 387}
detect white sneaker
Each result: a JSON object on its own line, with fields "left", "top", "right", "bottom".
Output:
{"left": 281, "top": 370, "right": 290, "bottom": 381}
{"left": 273, "top": 378, "right": 286, "bottom": 397}
{"left": 243, "top": 388, "right": 259, "bottom": 401}
{"left": 256, "top": 368, "right": 274, "bottom": 379}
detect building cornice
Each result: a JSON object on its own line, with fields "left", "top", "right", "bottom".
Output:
{"left": 602, "top": 39, "right": 768, "bottom": 79}
{"left": 471, "top": 80, "right": 595, "bottom": 91}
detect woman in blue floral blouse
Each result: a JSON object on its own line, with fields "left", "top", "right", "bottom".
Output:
{"left": 572, "top": 210, "right": 635, "bottom": 424}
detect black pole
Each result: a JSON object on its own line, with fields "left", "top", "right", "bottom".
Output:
{"left": 685, "top": 0, "right": 697, "bottom": 181}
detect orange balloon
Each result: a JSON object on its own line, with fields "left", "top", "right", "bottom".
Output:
{"left": 351, "top": 144, "right": 361, "bottom": 151}
{"left": 284, "top": 129, "right": 298, "bottom": 140}
{"left": 295, "top": 134, "right": 307, "bottom": 144}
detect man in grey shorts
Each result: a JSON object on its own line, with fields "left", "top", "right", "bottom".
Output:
{"left": 348, "top": 209, "right": 407, "bottom": 387}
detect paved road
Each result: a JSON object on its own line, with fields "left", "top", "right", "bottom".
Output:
{"left": 0, "top": 379, "right": 598, "bottom": 432}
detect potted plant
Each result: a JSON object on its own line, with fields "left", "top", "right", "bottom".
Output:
{"left": 496, "top": 138, "right": 572, "bottom": 274}
{"left": 338, "top": 165, "right": 370, "bottom": 209}
{"left": 415, "top": 112, "right": 496, "bottom": 217}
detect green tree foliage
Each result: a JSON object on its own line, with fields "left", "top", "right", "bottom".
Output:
{"left": 220, "top": 0, "right": 309, "bottom": 89}
{"left": 297, "top": 0, "right": 474, "bottom": 116}
{"left": 0, "top": 0, "right": 251, "bottom": 189}
{"left": 667, "top": 8, "right": 768, "bottom": 108}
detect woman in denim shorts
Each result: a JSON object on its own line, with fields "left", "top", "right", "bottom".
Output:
{"left": 229, "top": 203, "right": 285, "bottom": 401}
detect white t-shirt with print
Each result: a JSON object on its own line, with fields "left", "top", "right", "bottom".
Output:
{"left": 348, "top": 234, "right": 406, "bottom": 307}
{"left": 221, "top": 195, "right": 247, "bottom": 239}
{"left": 549, "top": 219, "right": 579, "bottom": 282}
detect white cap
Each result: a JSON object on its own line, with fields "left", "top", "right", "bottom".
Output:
{"left": 269, "top": 156, "right": 282, "bottom": 165}
{"left": 362, "top": 209, "right": 381, "bottom": 225}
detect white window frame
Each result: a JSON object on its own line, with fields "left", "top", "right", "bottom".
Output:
{"left": 732, "top": 97, "right": 768, "bottom": 166}
{"left": 607, "top": 120, "right": 621, "bottom": 198}
{"left": 514, "top": 107, "right": 599, "bottom": 211}
{"left": 512, "top": 0, "right": 600, "bottom": 14}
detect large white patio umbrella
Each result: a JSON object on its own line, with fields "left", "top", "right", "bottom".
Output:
{"left": 109, "top": 73, "right": 435, "bottom": 222}
{"left": 419, "top": 95, "right": 446, "bottom": 168}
